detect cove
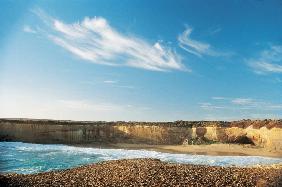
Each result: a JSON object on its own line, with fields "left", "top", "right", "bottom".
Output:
{"left": 1, "top": 142, "right": 282, "bottom": 174}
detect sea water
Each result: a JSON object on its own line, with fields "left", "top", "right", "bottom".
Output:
{"left": 0, "top": 142, "right": 281, "bottom": 174}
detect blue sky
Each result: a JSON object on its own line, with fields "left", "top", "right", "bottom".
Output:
{"left": 0, "top": 0, "right": 282, "bottom": 121}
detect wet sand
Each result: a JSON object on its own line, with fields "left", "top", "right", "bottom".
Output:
{"left": 74, "top": 143, "right": 282, "bottom": 158}
{"left": 1, "top": 159, "right": 281, "bottom": 187}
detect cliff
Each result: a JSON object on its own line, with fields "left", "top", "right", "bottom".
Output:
{"left": 0, "top": 118, "right": 281, "bottom": 151}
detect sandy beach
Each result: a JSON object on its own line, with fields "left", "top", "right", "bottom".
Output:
{"left": 73, "top": 143, "right": 282, "bottom": 158}
{"left": 1, "top": 158, "right": 281, "bottom": 187}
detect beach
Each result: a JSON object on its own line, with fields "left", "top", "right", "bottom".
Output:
{"left": 1, "top": 158, "right": 281, "bottom": 187}
{"left": 1, "top": 0, "right": 282, "bottom": 186}
{"left": 1, "top": 120, "right": 282, "bottom": 186}
{"left": 75, "top": 143, "right": 282, "bottom": 158}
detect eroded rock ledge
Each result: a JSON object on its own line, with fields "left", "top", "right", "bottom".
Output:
{"left": 0, "top": 118, "right": 281, "bottom": 151}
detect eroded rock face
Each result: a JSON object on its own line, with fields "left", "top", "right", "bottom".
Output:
{"left": 0, "top": 119, "right": 281, "bottom": 151}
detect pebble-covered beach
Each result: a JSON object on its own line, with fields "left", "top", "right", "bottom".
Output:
{"left": 1, "top": 158, "right": 281, "bottom": 187}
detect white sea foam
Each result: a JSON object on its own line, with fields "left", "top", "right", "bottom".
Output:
{"left": 0, "top": 142, "right": 281, "bottom": 174}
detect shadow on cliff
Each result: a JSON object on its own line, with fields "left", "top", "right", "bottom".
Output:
{"left": 215, "top": 127, "right": 255, "bottom": 145}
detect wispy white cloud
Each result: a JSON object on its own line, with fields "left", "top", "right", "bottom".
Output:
{"left": 81, "top": 79, "right": 134, "bottom": 89}
{"left": 231, "top": 98, "right": 254, "bottom": 105}
{"left": 33, "top": 9, "right": 187, "bottom": 72}
{"left": 103, "top": 80, "right": 117, "bottom": 84}
{"left": 250, "top": 61, "right": 282, "bottom": 73}
{"left": 198, "top": 102, "right": 225, "bottom": 110}
{"left": 199, "top": 97, "right": 282, "bottom": 120}
{"left": 248, "top": 45, "right": 282, "bottom": 74}
{"left": 211, "top": 96, "right": 227, "bottom": 100}
{"left": 102, "top": 80, "right": 135, "bottom": 89}
{"left": 232, "top": 98, "right": 282, "bottom": 111}
{"left": 23, "top": 25, "right": 37, "bottom": 34}
{"left": 201, "top": 97, "right": 282, "bottom": 112}
{"left": 178, "top": 27, "right": 230, "bottom": 57}
{"left": 261, "top": 45, "right": 282, "bottom": 62}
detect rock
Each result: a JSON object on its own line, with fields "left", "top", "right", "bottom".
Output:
{"left": 1, "top": 159, "right": 281, "bottom": 187}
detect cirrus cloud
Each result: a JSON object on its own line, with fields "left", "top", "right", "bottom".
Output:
{"left": 23, "top": 25, "right": 37, "bottom": 34}
{"left": 33, "top": 9, "right": 188, "bottom": 72}
{"left": 248, "top": 45, "right": 282, "bottom": 74}
{"left": 178, "top": 27, "right": 231, "bottom": 58}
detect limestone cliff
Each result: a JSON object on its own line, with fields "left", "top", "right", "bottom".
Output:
{"left": 0, "top": 119, "right": 281, "bottom": 151}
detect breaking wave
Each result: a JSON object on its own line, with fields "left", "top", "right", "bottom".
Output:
{"left": 0, "top": 142, "right": 281, "bottom": 174}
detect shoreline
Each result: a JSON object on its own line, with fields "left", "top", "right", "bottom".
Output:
{"left": 71, "top": 143, "right": 282, "bottom": 158}
{"left": 1, "top": 158, "right": 281, "bottom": 186}
{"left": 3, "top": 140, "right": 281, "bottom": 158}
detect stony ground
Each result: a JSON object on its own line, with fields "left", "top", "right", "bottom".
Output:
{"left": 1, "top": 159, "right": 281, "bottom": 187}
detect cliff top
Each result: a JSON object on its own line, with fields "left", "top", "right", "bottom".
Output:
{"left": 0, "top": 118, "right": 281, "bottom": 129}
